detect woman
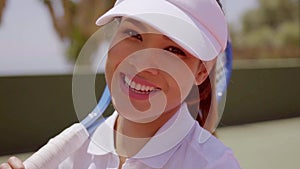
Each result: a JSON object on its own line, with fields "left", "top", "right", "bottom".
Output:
{"left": 0, "top": 0, "right": 241, "bottom": 168}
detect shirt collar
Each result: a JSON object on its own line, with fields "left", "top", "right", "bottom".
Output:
{"left": 87, "top": 103, "right": 195, "bottom": 168}
{"left": 87, "top": 111, "right": 118, "bottom": 155}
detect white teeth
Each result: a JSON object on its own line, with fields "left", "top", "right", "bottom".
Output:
{"left": 141, "top": 85, "right": 146, "bottom": 91}
{"left": 131, "top": 81, "right": 136, "bottom": 89}
{"left": 136, "top": 83, "right": 141, "bottom": 90}
{"left": 123, "top": 75, "right": 157, "bottom": 92}
{"left": 145, "top": 86, "right": 150, "bottom": 91}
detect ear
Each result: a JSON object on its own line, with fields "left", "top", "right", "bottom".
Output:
{"left": 194, "top": 59, "right": 217, "bottom": 85}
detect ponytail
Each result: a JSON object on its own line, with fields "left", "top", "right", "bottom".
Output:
{"left": 186, "top": 65, "right": 217, "bottom": 132}
{"left": 187, "top": 0, "right": 223, "bottom": 132}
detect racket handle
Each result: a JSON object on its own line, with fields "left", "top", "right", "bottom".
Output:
{"left": 23, "top": 123, "right": 89, "bottom": 169}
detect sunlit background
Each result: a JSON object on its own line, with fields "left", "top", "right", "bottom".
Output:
{"left": 0, "top": 0, "right": 299, "bottom": 76}
{"left": 0, "top": 0, "right": 299, "bottom": 169}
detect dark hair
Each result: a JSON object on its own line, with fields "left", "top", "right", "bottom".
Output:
{"left": 216, "top": 0, "right": 223, "bottom": 10}
{"left": 186, "top": 0, "right": 223, "bottom": 131}
{"left": 185, "top": 65, "right": 216, "bottom": 130}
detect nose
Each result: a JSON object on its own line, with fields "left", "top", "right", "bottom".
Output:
{"left": 126, "top": 49, "right": 161, "bottom": 76}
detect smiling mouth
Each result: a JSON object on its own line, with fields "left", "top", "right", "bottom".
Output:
{"left": 120, "top": 73, "right": 161, "bottom": 99}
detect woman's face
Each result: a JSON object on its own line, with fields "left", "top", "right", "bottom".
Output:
{"left": 105, "top": 18, "right": 209, "bottom": 123}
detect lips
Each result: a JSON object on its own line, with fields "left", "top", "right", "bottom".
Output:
{"left": 120, "top": 73, "right": 160, "bottom": 100}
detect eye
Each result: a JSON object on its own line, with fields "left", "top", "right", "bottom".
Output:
{"left": 123, "top": 29, "right": 143, "bottom": 41}
{"left": 164, "top": 46, "right": 186, "bottom": 56}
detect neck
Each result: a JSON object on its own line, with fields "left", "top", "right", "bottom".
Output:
{"left": 114, "top": 105, "right": 180, "bottom": 157}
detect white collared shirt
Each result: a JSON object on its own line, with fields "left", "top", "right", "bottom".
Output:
{"left": 57, "top": 103, "right": 241, "bottom": 169}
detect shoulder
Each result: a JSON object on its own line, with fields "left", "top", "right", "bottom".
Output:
{"left": 56, "top": 140, "right": 92, "bottom": 169}
{"left": 57, "top": 140, "right": 111, "bottom": 169}
{"left": 170, "top": 123, "right": 241, "bottom": 169}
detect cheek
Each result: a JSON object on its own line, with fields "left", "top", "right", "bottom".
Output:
{"left": 166, "top": 78, "right": 181, "bottom": 105}
{"left": 105, "top": 44, "right": 127, "bottom": 73}
{"left": 105, "top": 42, "right": 136, "bottom": 86}
{"left": 105, "top": 50, "right": 119, "bottom": 88}
{"left": 190, "top": 58, "right": 200, "bottom": 69}
{"left": 183, "top": 63, "right": 200, "bottom": 80}
{"left": 107, "top": 40, "right": 137, "bottom": 65}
